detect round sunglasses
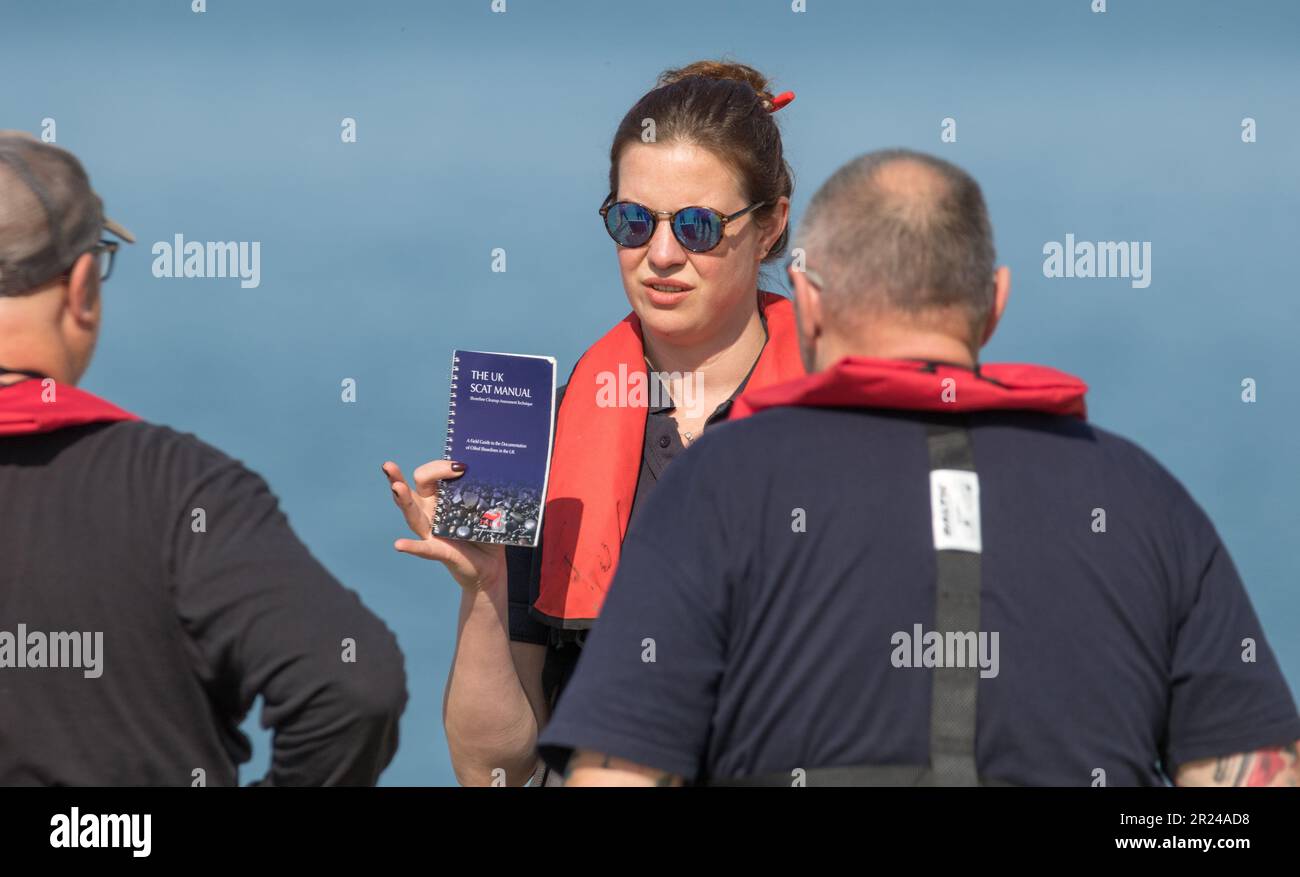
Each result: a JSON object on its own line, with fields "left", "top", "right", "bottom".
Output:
{"left": 599, "top": 195, "right": 766, "bottom": 253}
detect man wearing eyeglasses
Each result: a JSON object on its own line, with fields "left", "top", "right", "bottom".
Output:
{"left": 0, "top": 132, "right": 407, "bottom": 786}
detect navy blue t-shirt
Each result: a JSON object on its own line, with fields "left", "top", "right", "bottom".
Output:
{"left": 538, "top": 406, "right": 1300, "bottom": 785}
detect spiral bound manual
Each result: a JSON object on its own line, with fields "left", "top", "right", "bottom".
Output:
{"left": 431, "top": 350, "right": 461, "bottom": 539}
{"left": 432, "top": 349, "right": 557, "bottom": 547}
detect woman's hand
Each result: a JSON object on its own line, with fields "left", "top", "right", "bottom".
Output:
{"left": 381, "top": 460, "right": 507, "bottom": 593}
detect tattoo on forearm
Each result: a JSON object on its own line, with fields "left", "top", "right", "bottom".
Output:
{"left": 1211, "top": 742, "right": 1299, "bottom": 786}
{"left": 1246, "top": 742, "right": 1299, "bottom": 786}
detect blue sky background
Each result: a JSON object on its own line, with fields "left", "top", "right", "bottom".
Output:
{"left": 1, "top": 0, "right": 1296, "bottom": 785}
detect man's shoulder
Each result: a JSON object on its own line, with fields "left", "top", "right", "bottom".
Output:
{"left": 94, "top": 418, "right": 240, "bottom": 465}
{"left": 970, "top": 411, "right": 1213, "bottom": 540}
{"left": 711, "top": 403, "right": 845, "bottom": 437}
{"left": 1035, "top": 416, "right": 1196, "bottom": 503}
{"left": 675, "top": 405, "right": 846, "bottom": 487}
{"left": 698, "top": 404, "right": 891, "bottom": 459}
{"left": 76, "top": 419, "right": 265, "bottom": 495}
{"left": 700, "top": 406, "right": 1195, "bottom": 495}
{"left": 1086, "top": 421, "right": 1213, "bottom": 530}
{"left": 1083, "top": 420, "right": 1172, "bottom": 472}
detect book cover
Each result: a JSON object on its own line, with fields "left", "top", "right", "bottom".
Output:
{"left": 433, "top": 350, "right": 557, "bottom": 547}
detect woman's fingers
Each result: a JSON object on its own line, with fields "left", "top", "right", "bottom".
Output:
{"left": 393, "top": 536, "right": 449, "bottom": 562}
{"left": 392, "top": 480, "right": 432, "bottom": 537}
{"left": 381, "top": 461, "right": 408, "bottom": 491}
{"left": 393, "top": 536, "right": 475, "bottom": 582}
{"left": 412, "top": 460, "right": 465, "bottom": 498}
{"left": 385, "top": 460, "right": 499, "bottom": 590}
{"left": 382, "top": 461, "right": 433, "bottom": 537}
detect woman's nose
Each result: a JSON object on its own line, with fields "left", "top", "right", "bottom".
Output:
{"left": 646, "top": 218, "right": 687, "bottom": 270}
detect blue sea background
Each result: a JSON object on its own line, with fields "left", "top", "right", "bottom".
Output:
{"left": 1, "top": 0, "right": 1295, "bottom": 785}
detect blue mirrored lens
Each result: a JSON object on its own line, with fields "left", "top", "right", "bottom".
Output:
{"left": 672, "top": 207, "right": 722, "bottom": 252}
{"left": 606, "top": 202, "right": 654, "bottom": 247}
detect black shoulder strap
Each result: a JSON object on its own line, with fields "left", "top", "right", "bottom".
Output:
{"left": 924, "top": 419, "right": 982, "bottom": 786}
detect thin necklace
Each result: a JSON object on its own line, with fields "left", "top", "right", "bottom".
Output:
{"left": 645, "top": 337, "right": 761, "bottom": 447}
{"left": 644, "top": 355, "right": 697, "bottom": 446}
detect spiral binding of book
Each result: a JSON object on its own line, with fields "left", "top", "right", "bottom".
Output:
{"left": 433, "top": 351, "right": 459, "bottom": 533}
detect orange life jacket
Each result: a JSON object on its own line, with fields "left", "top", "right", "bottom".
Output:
{"left": 533, "top": 291, "right": 804, "bottom": 627}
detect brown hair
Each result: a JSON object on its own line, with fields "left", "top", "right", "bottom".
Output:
{"left": 608, "top": 60, "right": 793, "bottom": 262}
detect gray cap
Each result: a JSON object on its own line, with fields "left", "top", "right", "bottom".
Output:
{"left": 0, "top": 131, "right": 134, "bottom": 297}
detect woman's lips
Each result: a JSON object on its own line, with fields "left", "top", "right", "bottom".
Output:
{"left": 643, "top": 280, "right": 694, "bottom": 307}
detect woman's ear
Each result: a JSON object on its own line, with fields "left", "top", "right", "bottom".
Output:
{"left": 761, "top": 196, "right": 791, "bottom": 260}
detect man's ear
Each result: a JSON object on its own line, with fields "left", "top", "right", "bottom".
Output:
{"left": 789, "top": 263, "right": 823, "bottom": 343}
{"left": 65, "top": 251, "right": 101, "bottom": 330}
{"left": 979, "top": 266, "right": 1011, "bottom": 348}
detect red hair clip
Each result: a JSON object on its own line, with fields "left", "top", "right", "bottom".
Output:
{"left": 769, "top": 91, "right": 795, "bottom": 112}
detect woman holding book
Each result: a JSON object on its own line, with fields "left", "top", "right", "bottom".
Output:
{"left": 382, "top": 60, "right": 806, "bottom": 785}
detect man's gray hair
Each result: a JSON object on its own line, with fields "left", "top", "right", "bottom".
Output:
{"left": 794, "top": 149, "right": 995, "bottom": 339}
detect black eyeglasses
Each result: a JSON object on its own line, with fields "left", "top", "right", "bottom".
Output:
{"left": 784, "top": 253, "right": 826, "bottom": 289}
{"left": 90, "top": 239, "right": 118, "bottom": 282}
{"left": 62, "top": 239, "right": 118, "bottom": 283}
{"left": 600, "top": 195, "right": 766, "bottom": 253}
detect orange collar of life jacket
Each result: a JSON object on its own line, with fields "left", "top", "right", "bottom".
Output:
{"left": 535, "top": 291, "right": 804, "bottom": 628}
{"left": 729, "top": 356, "right": 1088, "bottom": 421}
{"left": 0, "top": 376, "right": 138, "bottom": 436}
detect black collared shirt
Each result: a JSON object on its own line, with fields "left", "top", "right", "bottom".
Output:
{"left": 632, "top": 369, "right": 744, "bottom": 530}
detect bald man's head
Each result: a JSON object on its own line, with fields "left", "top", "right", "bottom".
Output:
{"left": 794, "top": 149, "right": 996, "bottom": 346}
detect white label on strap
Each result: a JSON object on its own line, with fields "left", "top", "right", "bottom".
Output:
{"left": 930, "top": 469, "right": 982, "bottom": 553}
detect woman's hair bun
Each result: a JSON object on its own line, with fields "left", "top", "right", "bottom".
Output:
{"left": 657, "top": 60, "right": 776, "bottom": 109}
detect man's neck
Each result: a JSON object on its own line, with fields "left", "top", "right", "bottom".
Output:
{"left": 0, "top": 347, "right": 65, "bottom": 385}
{"left": 0, "top": 368, "right": 47, "bottom": 386}
{"left": 816, "top": 325, "right": 977, "bottom": 372}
